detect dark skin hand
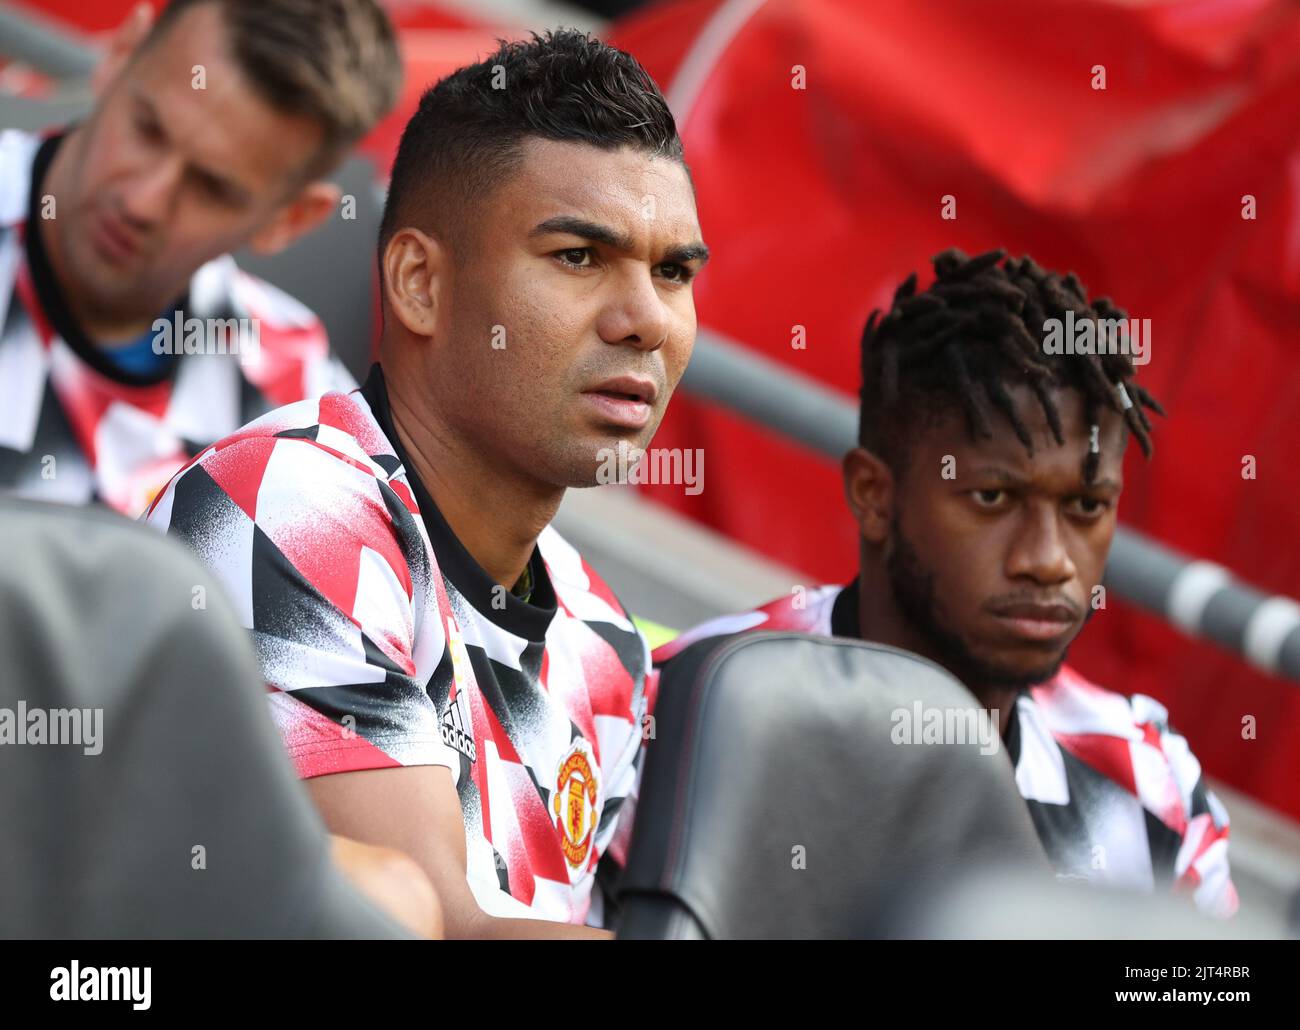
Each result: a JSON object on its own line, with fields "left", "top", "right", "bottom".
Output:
{"left": 842, "top": 382, "right": 1128, "bottom": 736}
{"left": 310, "top": 137, "right": 707, "bottom": 939}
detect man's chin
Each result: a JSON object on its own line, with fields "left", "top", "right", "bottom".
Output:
{"left": 71, "top": 253, "right": 146, "bottom": 307}
{"left": 963, "top": 647, "right": 1069, "bottom": 691}
{"left": 536, "top": 439, "right": 631, "bottom": 490}
{"left": 559, "top": 430, "right": 659, "bottom": 488}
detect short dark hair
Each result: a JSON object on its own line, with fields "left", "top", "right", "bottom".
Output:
{"left": 859, "top": 248, "right": 1164, "bottom": 484}
{"left": 379, "top": 28, "right": 684, "bottom": 260}
{"left": 146, "top": 0, "right": 401, "bottom": 178}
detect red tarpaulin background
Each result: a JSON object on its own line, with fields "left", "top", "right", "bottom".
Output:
{"left": 611, "top": 0, "right": 1300, "bottom": 820}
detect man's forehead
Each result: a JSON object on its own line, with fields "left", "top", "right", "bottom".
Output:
{"left": 917, "top": 383, "right": 1127, "bottom": 478}
{"left": 507, "top": 138, "right": 699, "bottom": 236}
{"left": 133, "top": 3, "right": 227, "bottom": 82}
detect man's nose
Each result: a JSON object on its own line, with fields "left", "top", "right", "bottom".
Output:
{"left": 596, "top": 265, "right": 671, "bottom": 352}
{"left": 118, "top": 156, "right": 184, "bottom": 228}
{"left": 1005, "top": 503, "right": 1077, "bottom": 585}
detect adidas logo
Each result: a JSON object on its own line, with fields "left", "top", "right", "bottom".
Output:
{"left": 441, "top": 693, "right": 477, "bottom": 763}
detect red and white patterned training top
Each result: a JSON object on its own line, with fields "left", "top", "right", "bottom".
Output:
{"left": 145, "top": 364, "right": 649, "bottom": 925}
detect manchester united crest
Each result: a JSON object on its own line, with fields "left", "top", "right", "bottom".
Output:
{"left": 553, "top": 739, "right": 601, "bottom": 872}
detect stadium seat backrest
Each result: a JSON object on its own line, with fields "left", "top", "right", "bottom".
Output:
{"left": 616, "top": 631, "right": 1050, "bottom": 939}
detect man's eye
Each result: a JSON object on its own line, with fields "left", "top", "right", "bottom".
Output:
{"left": 971, "top": 488, "right": 1007, "bottom": 508}
{"left": 1068, "top": 496, "right": 1109, "bottom": 518}
{"left": 186, "top": 170, "right": 237, "bottom": 206}
{"left": 555, "top": 248, "right": 593, "bottom": 268}
{"left": 135, "top": 115, "right": 162, "bottom": 142}
{"left": 657, "top": 262, "right": 694, "bottom": 284}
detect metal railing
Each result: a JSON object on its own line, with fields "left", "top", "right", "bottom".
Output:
{"left": 0, "top": 4, "right": 97, "bottom": 80}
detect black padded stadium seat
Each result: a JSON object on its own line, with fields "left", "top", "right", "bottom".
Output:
{"left": 615, "top": 632, "right": 1051, "bottom": 939}
{"left": 0, "top": 497, "right": 411, "bottom": 938}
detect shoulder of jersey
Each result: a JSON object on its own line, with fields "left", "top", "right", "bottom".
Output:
{"left": 184, "top": 385, "right": 394, "bottom": 485}
{"left": 650, "top": 584, "right": 839, "bottom": 665}
{"left": 0, "top": 129, "right": 40, "bottom": 228}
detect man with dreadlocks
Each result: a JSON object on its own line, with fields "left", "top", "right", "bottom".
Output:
{"left": 654, "top": 248, "right": 1237, "bottom": 918}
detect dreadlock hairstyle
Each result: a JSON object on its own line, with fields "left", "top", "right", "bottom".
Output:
{"left": 859, "top": 248, "right": 1165, "bottom": 485}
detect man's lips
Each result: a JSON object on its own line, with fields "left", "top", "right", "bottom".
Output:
{"left": 90, "top": 213, "right": 142, "bottom": 264}
{"left": 580, "top": 376, "right": 658, "bottom": 430}
{"left": 987, "top": 601, "right": 1080, "bottom": 644}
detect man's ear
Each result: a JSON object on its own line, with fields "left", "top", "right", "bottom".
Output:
{"left": 842, "top": 446, "right": 894, "bottom": 544}
{"left": 92, "top": 2, "right": 154, "bottom": 98}
{"left": 247, "top": 181, "right": 341, "bottom": 255}
{"left": 381, "top": 226, "right": 446, "bottom": 339}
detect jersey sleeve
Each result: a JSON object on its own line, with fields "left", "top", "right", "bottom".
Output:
{"left": 1162, "top": 726, "right": 1239, "bottom": 918}
{"left": 1131, "top": 693, "right": 1239, "bottom": 918}
{"left": 230, "top": 266, "right": 357, "bottom": 407}
{"left": 143, "top": 432, "right": 458, "bottom": 780}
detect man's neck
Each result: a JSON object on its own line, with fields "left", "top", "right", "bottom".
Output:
{"left": 853, "top": 573, "right": 1019, "bottom": 737}
{"left": 38, "top": 128, "right": 158, "bottom": 344}
{"left": 385, "top": 372, "right": 562, "bottom": 592}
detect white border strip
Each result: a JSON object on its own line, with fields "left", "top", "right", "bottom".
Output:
{"left": 1243, "top": 598, "right": 1300, "bottom": 674}
{"left": 1166, "top": 560, "right": 1230, "bottom": 635}
{"left": 665, "top": 0, "right": 769, "bottom": 129}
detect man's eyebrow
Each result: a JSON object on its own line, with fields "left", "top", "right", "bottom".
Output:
{"left": 967, "top": 466, "right": 1027, "bottom": 486}
{"left": 531, "top": 216, "right": 634, "bottom": 251}
{"left": 129, "top": 89, "right": 163, "bottom": 130}
{"left": 130, "top": 87, "right": 251, "bottom": 202}
{"left": 191, "top": 161, "right": 251, "bottom": 203}
{"left": 967, "top": 465, "right": 1122, "bottom": 492}
{"left": 664, "top": 242, "right": 710, "bottom": 266}
{"left": 531, "top": 216, "right": 710, "bottom": 265}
